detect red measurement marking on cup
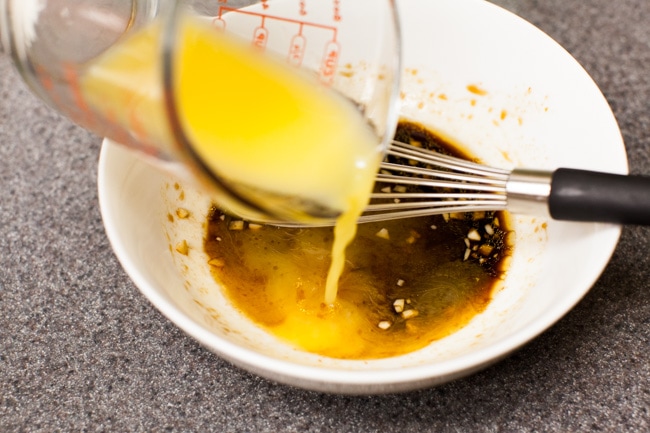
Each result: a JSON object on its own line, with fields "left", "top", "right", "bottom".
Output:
{"left": 252, "top": 18, "right": 269, "bottom": 50}
{"left": 34, "top": 64, "right": 65, "bottom": 110}
{"left": 62, "top": 64, "right": 88, "bottom": 112}
{"left": 212, "top": 17, "right": 226, "bottom": 30}
{"left": 54, "top": 64, "right": 160, "bottom": 158}
{"left": 35, "top": 64, "right": 54, "bottom": 92}
{"left": 288, "top": 29, "right": 306, "bottom": 66}
{"left": 217, "top": 7, "right": 338, "bottom": 34}
{"left": 217, "top": 6, "right": 339, "bottom": 81}
{"left": 333, "top": 0, "right": 342, "bottom": 21}
{"left": 320, "top": 41, "right": 340, "bottom": 85}
{"left": 62, "top": 62, "right": 96, "bottom": 128}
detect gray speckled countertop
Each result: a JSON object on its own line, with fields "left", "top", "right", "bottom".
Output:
{"left": 1, "top": 0, "right": 649, "bottom": 431}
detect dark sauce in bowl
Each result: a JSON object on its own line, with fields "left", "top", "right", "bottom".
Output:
{"left": 204, "top": 121, "right": 514, "bottom": 360}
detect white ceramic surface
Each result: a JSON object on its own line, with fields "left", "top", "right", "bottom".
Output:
{"left": 97, "top": 0, "right": 627, "bottom": 394}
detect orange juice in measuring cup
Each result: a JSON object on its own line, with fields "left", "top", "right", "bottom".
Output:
{"left": 0, "top": 0, "right": 400, "bottom": 224}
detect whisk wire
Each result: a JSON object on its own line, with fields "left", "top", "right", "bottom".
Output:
{"left": 366, "top": 199, "right": 507, "bottom": 212}
{"left": 360, "top": 204, "right": 506, "bottom": 223}
{"left": 376, "top": 172, "right": 506, "bottom": 193}
{"left": 389, "top": 140, "right": 510, "bottom": 178}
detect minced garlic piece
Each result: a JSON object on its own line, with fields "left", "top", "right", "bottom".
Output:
{"left": 401, "top": 309, "right": 419, "bottom": 319}
{"left": 377, "top": 321, "right": 392, "bottom": 330}
{"left": 208, "top": 258, "right": 225, "bottom": 267}
{"left": 228, "top": 220, "right": 245, "bottom": 231}
{"left": 478, "top": 244, "right": 494, "bottom": 257}
{"left": 467, "top": 228, "right": 481, "bottom": 241}
{"left": 375, "top": 228, "right": 390, "bottom": 240}
{"left": 176, "top": 208, "right": 190, "bottom": 219}
{"left": 393, "top": 298, "right": 405, "bottom": 313}
{"left": 406, "top": 230, "right": 421, "bottom": 245}
{"left": 175, "top": 240, "right": 189, "bottom": 255}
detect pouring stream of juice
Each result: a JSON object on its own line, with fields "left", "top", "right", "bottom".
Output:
{"left": 80, "top": 13, "right": 382, "bottom": 304}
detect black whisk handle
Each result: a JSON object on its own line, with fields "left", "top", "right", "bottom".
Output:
{"left": 548, "top": 168, "right": 650, "bottom": 225}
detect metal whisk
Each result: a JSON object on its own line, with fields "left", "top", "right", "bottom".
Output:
{"left": 264, "top": 140, "right": 650, "bottom": 227}
{"left": 362, "top": 140, "right": 650, "bottom": 226}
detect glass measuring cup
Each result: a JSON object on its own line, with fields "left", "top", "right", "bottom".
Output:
{"left": 0, "top": 0, "right": 401, "bottom": 222}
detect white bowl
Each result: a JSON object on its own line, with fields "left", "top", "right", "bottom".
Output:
{"left": 98, "top": 0, "right": 627, "bottom": 394}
